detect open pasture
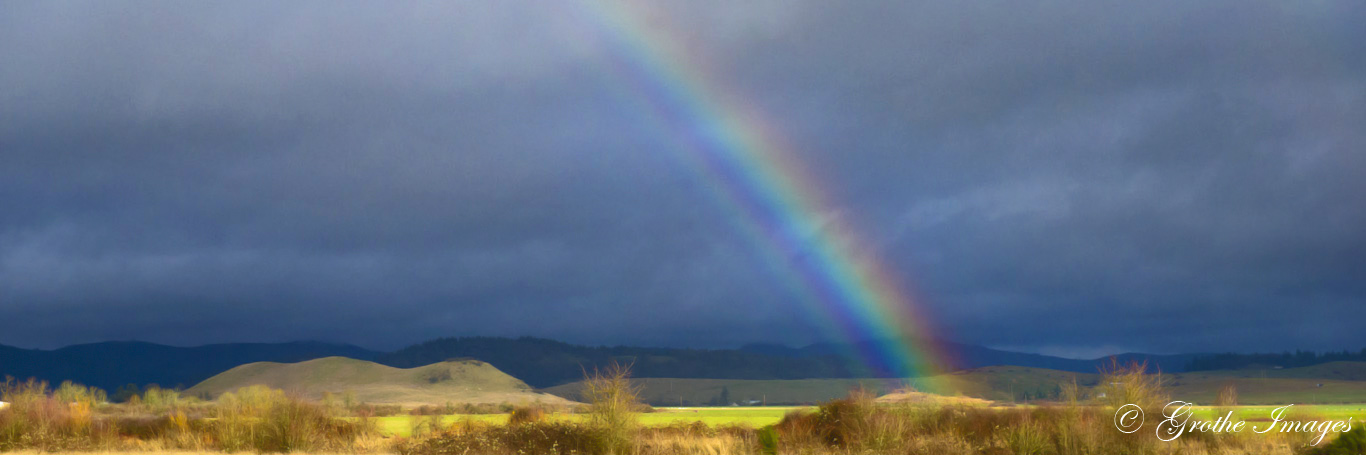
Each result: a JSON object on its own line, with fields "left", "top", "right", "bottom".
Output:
{"left": 1191, "top": 404, "right": 1366, "bottom": 422}
{"left": 374, "top": 404, "right": 1366, "bottom": 437}
{"left": 374, "top": 406, "right": 802, "bottom": 436}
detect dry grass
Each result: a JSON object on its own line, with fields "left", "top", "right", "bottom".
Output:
{"left": 0, "top": 452, "right": 371, "bottom": 455}
{"left": 3, "top": 364, "right": 1355, "bottom": 455}
{"left": 635, "top": 424, "right": 756, "bottom": 455}
{"left": 0, "top": 378, "right": 379, "bottom": 453}
{"left": 0, "top": 378, "right": 120, "bottom": 451}
{"left": 390, "top": 366, "right": 1346, "bottom": 455}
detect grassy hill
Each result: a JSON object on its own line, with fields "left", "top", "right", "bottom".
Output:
{"left": 545, "top": 362, "right": 1366, "bottom": 406}
{"left": 909, "top": 366, "right": 1101, "bottom": 402}
{"left": 1164, "top": 369, "right": 1366, "bottom": 404}
{"left": 1200, "top": 361, "right": 1366, "bottom": 381}
{"left": 186, "top": 357, "right": 572, "bottom": 406}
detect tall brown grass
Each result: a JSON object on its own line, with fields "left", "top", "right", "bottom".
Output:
{"left": 1, "top": 378, "right": 378, "bottom": 453}
{"left": 0, "top": 378, "right": 119, "bottom": 451}
{"left": 212, "top": 385, "right": 373, "bottom": 452}
{"left": 772, "top": 387, "right": 910, "bottom": 451}
{"left": 395, "top": 363, "right": 645, "bottom": 455}
{"left": 398, "top": 390, "right": 1319, "bottom": 455}
{"left": 3, "top": 364, "right": 1347, "bottom": 455}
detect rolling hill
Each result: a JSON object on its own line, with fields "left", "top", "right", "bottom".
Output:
{"left": 186, "top": 357, "right": 573, "bottom": 406}
{"left": 1199, "top": 361, "right": 1366, "bottom": 381}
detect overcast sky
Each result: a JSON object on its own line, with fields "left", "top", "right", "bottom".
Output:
{"left": 2, "top": 1, "right": 1363, "bottom": 356}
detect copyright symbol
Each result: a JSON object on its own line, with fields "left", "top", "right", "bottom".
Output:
{"left": 1114, "top": 404, "right": 1144, "bottom": 433}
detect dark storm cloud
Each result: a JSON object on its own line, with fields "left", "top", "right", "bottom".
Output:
{"left": 1, "top": 1, "right": 1363, "bottom": 354}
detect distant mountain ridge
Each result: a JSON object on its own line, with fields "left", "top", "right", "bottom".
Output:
{"left": 0, "top": 336, "right": 1207, "bottom": 392}
{"left": 741, "top": 340, "right": 1199, "bottom": 374}
{"left": 0, "top": 341, "right": 380, "bottom": 393}
{"left": 379, "top": 337, "right": 863, "bottom": 388}
{"left": 377, "top": 337, "right": 1200, "bottom": 388}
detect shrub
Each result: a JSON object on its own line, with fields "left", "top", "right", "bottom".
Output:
{"left": 410, "top": 413, "right": 446, "bottom": 437}
{"left": 757, "top": 425, "right": 778, "bottom": 455}
{"left": 1215, "top": 382, "right": 1239, "bottom": 407}
{"left": 774, "top": 408, "right": 821, "bottom": 448}
{"left": 1215, "top": 382, "right": 1240, "bottom": 422}
{"left": 213, "top": 385, "right": 368, "bottom": 452}
{"left": 394, "top": 421, "right": 602, "bottom": 455}
{"left": 140, "top": 385, "right": 185, "bottom": 413}
{"left": 1095, "top": 358, "right": 1167, "bottom": 412}
{"left": 581, "top": 362, "right": 641, "bottom": 455}
{"left": 509, "top": 405, "right": 547, "bottom": 425}
{"left": 0, "top": 378, "right": 119, "bottom": 451}
{"left": 408, "top": 404, "right": 444, "bottom": 416}
{"left": 353, "top": 402, "right": 403, "bottom": 417}
{"left": 1004, "top": 418, "right": 1050, "bottom": 455}
{"left": 1308, "top": 427, "right": 1366, "bottom": 455}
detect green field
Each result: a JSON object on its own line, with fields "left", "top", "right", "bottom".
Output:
{"left": 1191, "top": 404, "right": 1366, "bottom": 422}
{"left": 373, "top": 404, "right": 1366, "bottom": 437}
{"left": 545, "top": 378, "right": 906, "bottom": 406}
{"left": 375, "top": 407, "right": 802, "bottom": 436}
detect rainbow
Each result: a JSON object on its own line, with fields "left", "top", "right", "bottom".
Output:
{"left": 573, "top": 1, "right": 956, "bottom": 388}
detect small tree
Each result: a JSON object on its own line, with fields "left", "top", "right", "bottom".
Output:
{"left": 1214, "top": 382, "right": 1238, "bottom": 420}
{"left": 1095, "top": 358, "right": 1167, "bottom": 412}
{"left": 112, "top": 384, "right": 139, "bottom": 403}
{"left": 582, "top": 362, "right": 640, "bottom": 455}
{"left": 1214, "top": 382, "right": 1238, "bottom": 407}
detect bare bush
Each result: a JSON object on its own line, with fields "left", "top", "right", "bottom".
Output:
{"left": 582, "top": 362, "right": 641, "bottom": 455}
{"left": 509, "top": 405, "right": 547, "bottom": 425}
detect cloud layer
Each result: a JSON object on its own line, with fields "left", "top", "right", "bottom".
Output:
{"left": 2, "top": 1, "right": 1363, "bottom": 354}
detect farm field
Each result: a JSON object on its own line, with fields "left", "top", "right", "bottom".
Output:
{"left": 1190, "top": 404, "right": 1366, "bottom": 422}
{"left": 372, "top": 404, "right": 1366, "bottom": 437}
{"left": 374, "top": 406, "right": 802, "bottom": 436}
{"left": 545, "top": 377, "right": 907, "bottom": 406}
{"left": 545, "top": 363, "right": 1366, "bottom": 406}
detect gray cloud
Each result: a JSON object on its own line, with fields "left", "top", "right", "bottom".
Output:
{"left": 1, "top": 1, "right": 1363, "bottom": 354}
